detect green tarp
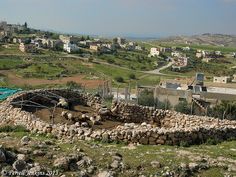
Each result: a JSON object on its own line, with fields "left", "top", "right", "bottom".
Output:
{"left": 0, "top": 87, "right": 21, "bottom": 100}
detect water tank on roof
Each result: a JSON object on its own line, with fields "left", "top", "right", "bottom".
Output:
{"left": 196, "top": 73, "right": 204, "bottom": 86}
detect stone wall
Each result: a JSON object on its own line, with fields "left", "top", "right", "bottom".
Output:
{"left": 0, "top": 89, "right": 236, "bottom": 146}
{"left": 110, "top": 102, "right": 166, "bottom": 124}
{"left": 10, "top": 89, "right": 102, "bottom": 108}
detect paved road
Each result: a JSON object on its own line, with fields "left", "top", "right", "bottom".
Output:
{"left": 144, "top": 60, "right": 175, "bottom": 76}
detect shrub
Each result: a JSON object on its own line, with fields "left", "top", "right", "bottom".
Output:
{"left": 0, "top": 125, "right": 28, "bottom": 132}
{"left": 205, "top": 138, "right": 220, "bottom": 145}
{"left": 66, "top": 81, "right": 82, "bottom": 89}
{"left": 174, "top": 100, "right": 191, "bottom": 114}
{"left": 156, "top": 99, "right": 172, "bottom": 110}
{"left": 138, "top": 89, "right": 155, "bottom": 106}
{"left": 115, "top": 76, "right": 124, "bottom": 83}
{"left": 129, "top": 73, "right": 136, "bottom": 80}
{"left": 179, "top": 141, "right": 190, "bottom": 147}
{"left": 107, "top": 58, "right": 115, "bottom": 64}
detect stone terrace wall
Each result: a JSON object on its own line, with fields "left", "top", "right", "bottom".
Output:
{"left": 0, "top": 90, "right": 236, "bottom": 146}
{"left": 111, "top": 102, "right": 166, "bottom": 124}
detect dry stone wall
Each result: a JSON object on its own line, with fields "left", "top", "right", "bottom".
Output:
{"left": 0, "top": 89, "right": 236, "bottom": 146}
{"left": 111, "top": 102, "right": 166, "bottom": 124}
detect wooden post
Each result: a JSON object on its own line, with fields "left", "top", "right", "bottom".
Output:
{"left": 191, "top": 101, "right": 194, "bottom": 115}
{"left": 128, "top": 80, "right": 131, "bottom": 101}
{"left": 21, "top": 96, "right": 23, "bottom": 109}
{"left": 136, "top": 82, "right": 139, "bottom": 105}
{"left": 116, "top": 85, "right": 120, "bottom": 101}
{"left": 154, "top": 86, "right": 157, "bottom": 108}
{"left": 124, "top": 87, "right": 128, "bottom": 102}
{"left": 165, "top": 95, "right": 169, "bottom": 110}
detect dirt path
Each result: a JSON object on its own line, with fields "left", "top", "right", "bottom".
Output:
{"left": 0, "top": 70, "right": 104, "bottom": 88}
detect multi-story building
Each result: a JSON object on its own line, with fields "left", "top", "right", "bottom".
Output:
{"left": 59, "top": 35, "right": 78, "bottom": 44}
{"left": 63, "top": 42, "right": 79, "bottom": 53}
{"left": 90, "top": 44, "right": 99, "bottom": 51}
{"left": 150, "top": 48, "right": 160, "bottom": 57}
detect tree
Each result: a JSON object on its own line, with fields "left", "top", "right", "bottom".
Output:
{"left": 24, "top": 22, "right": 28, "bottom": 29}
{"left": 81, "top": 36, "right": 85, "bottom": 41}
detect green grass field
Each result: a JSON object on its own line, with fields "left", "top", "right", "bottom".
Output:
{"left": 17, "top": 63, "right": 65, "bottom": 78}
{"left": 0, "top": 57, "right": 25, "bottom": 70}
{"left": 97, "top": 50, "right": 157, "bottom": 71}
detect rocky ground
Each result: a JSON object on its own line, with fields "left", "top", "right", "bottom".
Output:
{"left": 0, "top": 125, "right": 235, "bottom": 177}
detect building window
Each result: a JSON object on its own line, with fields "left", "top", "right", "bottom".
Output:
{"left": 179, "top": 98, "right": 186, "bottom": 102}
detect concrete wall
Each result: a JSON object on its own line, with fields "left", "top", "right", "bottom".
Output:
{"left": 154, "top": 87, "right": 192, "bottom": 107}
{"left": 154, "top": 86, "right": 236, "bottom": 108}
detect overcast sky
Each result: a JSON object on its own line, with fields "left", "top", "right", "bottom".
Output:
{"left": 0, "top": 0, "right": 236, "bottom": 37}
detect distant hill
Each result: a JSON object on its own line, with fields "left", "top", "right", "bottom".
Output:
{"left": 155, "top": 34, "right": 236, "bottom": 48}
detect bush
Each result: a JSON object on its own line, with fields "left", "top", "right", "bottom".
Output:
{"left": 107, "top": 58, "right": 115, "bottom": 64}
{"left": 0, "top": 125, "right": 28, "bottom": 132}
{"left": 174, "top": 100, "right": 191, "bottom": 114}
{"left": 205, "top": 138, "right": 220, "bottom": 145}
{"left": 179, "top": 141, "right": 190, "bottom": 147}
{"left": 66, "top": 81, "right": 82, "bottom": 89}
{"left": 115, "top": 76, "right": 124, "bottom": 83}
{"left": 138, "top": 89, "right": 155, "bottom": 107}
{"left": 129, "top": 73, "right": 136, "bottom": 80}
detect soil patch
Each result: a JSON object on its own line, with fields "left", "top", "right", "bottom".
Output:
{"left": 0, "top": 70, "right": 104, "bottom": 89}
{"left": 30, "top": 104, "right": 122, "bottom": 130}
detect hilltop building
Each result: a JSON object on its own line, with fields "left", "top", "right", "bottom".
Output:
{"left": 171, "top": 51, "right": 181, "bottom": 57}
{"left": 59, "top": 35, "right": 78, "bottom": 44}
{"left": 19, "top": 43, "right": 37, "bottom": 53}
{"left": 172, "top": 57, "right": 188, "bottom": 70}
{"left": 90, "top": 44, "right": 99, "bottom": 51}
{"left": 149, "top": 48, "right": 160, "bottom": 57}
{"left": 63, "top": 42, "right": 79, "bottom": 53}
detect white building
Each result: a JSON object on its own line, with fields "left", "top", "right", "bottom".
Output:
{"left": 63, "top": 43, "right": 79, "bottom": 53}
{"left": 196, "top": 50, "right": 206, "bottom": 58}
{"left": 135, "top": 45, "right": 143, "bottom": 51}
{"left": 213, "top": 76, "right": 232, "bottom": 84}
{"left": 232, "top": 52, "right": 236, "bottom": 58}
{"left": 215, "top": 51, "right": 222, "bottom": 56}
{"left": 171, "top": 51, "right": 180, "bottom": 57}
{"left": 150, "top": 48, "right": 160, "bottom": 57}
{"left": 182, "top": 46, "right": 190, "bottom": 51}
